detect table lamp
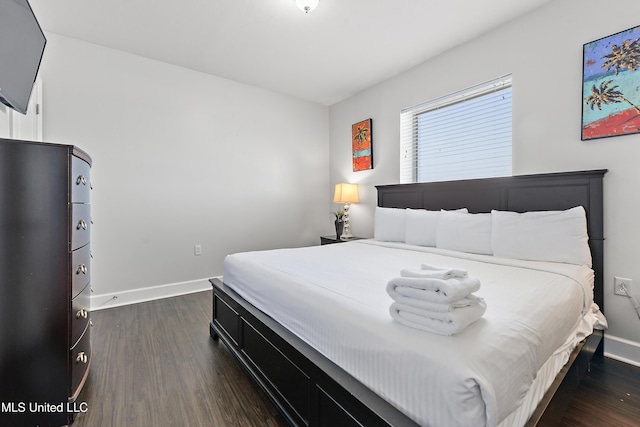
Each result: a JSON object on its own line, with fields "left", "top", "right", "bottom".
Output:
{"left": 333, "top": 183, "right": 359, "bottom": 240}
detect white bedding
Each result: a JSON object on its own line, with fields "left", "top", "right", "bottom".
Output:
{"left": 223, "top": 239, "right": 601, "bottom": 427}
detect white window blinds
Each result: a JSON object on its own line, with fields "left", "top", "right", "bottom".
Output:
{"left": 400, "top": 74, "right": 512, "bottom": 183}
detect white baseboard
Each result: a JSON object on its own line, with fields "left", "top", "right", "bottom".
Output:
{"left": 90, "top": 277, "right": 217, "bottom": 311}
{"left": 604, "top": 334, "right": 640, "bottom": 367}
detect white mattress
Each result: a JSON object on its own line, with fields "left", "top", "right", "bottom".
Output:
{"left": 223, "top": 240, "right": 603, "bottom": 427}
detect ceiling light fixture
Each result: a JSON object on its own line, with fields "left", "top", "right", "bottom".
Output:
{"left": 295, "top": 0, "right": 319, "bottom": 14}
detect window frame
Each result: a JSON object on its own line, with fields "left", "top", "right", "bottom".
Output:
{"left": 400, "top": 74, "right": 513, "bottom": 184}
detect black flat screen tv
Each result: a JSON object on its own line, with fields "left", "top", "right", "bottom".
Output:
{"left": 0, "top": 0, "right": 46, "bottom": 115}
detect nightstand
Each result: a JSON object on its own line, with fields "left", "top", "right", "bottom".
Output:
{"left": 320, "top": 236, "right": 365, "bottom": 245}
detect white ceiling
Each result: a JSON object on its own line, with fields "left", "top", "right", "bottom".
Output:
{"left": 29, "top": 0, "right": 553, "bottom": 106}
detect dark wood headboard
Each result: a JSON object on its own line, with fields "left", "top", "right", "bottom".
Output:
{"left": 376, "top": 169, "right": 607, "bottom": 311}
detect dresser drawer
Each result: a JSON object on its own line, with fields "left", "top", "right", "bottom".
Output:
{"left": 69, "top": 326, "right": 91, "bottom": 400}
{"left": 71, "top": 203, "right": 91, "bottom": 250}
{"left": 71, "top": 155, "right": 91, "bottom": 203}
{"left": 71, "top": 243, "right": 91, "bottom": 299}
{"left": 71, "top": 283, "right": 91, "bottom": 348}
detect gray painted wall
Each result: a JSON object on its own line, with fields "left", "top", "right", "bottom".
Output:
{"left": 329, "top": 0, "right": 640, "bottom": 363}
{"left": 38, "top": 33, "right": 330, "bottom": 298}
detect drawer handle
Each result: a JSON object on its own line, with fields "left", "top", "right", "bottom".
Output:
{"left": 76, "top": 352, "right": 88, "bottom": 364}
{"left": 76, "top": 175, "right": 87, "bottom": 186}
{"left": 76, "top": 219, "right": 87, "bottom": 230}
{"left": 76, "top": 264, "right": 87, "bottom": 275}
{"left": 76, "top": 309, "right": 88, "bottom": 319}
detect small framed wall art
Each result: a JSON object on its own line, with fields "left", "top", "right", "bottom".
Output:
{"left": 352, "top": 118, "right": 373, "bottom": 171}
{"left": 582, "top": 24, "right": 640, "bottom": 140}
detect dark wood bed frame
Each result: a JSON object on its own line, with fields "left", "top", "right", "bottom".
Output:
{"left": 209, "top": 169, "right": 607, "bottom": 427}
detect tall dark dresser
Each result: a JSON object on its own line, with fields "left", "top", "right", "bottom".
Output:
{"left": 0, "top": 138, "right": 92, "bottom": 426}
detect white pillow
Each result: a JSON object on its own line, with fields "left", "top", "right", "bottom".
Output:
{"left": 374, "top": 207, "right": 406, "bottom": 242}
{"left": 405, "top": 208, "right": 468, "bottom": 247}
{"left": 491, "top": 206, "right": 591, "bottom": 266}
{"left": 436, "top": 211, "right": 493, "bottom": 255}
{"left": 404, "top": 209, "right": 440, "bottom": 246}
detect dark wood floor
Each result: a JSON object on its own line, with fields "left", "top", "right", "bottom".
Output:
{"left": 70, "top": 290, "right": 640, "bottom": 427}
{"left": 72, "top": 290, "right": 287, "bottom": 427}
{"left": 559, "top": 356, "right": 640, "bottom": 427}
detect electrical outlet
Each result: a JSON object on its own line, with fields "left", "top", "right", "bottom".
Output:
{"left": 614, "top": 276, "right": 632, "bottom": 296}
{"left": 194, "top": 244, "right": 202, "bottom": 256}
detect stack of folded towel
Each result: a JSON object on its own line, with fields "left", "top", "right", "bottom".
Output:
{"left": 386, "top": 263, "right": 486, "bottom": 336}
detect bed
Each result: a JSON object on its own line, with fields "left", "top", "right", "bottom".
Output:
{"left": 209, "top": 169, "right": 607, "bottom": 427}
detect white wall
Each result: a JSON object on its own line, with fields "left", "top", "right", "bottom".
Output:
{"left": 0, "top": 105, "right": 9, "bottom": 137}
{"left": 38, "top": 33, "right": 329, "bottom": 306}
{"left": 329, "top": 0, "right": 640, "bottom": 364}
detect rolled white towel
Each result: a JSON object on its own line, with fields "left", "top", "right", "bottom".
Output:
{"left": 389, "top": 299, "right": 487, "bottom": 335}
{"left": 422, "top": 263, "right": 468, "bottom": 278}
{"left": 386, "top": 276, "right": 481, "bottom": 304}
{"left": 400, "top": 268, "right": 468, "bottom": 280}
{"left": 389, "top": 293, "right": 484, "bottom": 313}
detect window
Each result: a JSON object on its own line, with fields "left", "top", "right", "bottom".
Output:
{"left": 400, "top": 75, "right": 512, "bottom": 183}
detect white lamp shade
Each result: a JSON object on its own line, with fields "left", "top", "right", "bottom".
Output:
{"left": 295, "top": 0, "right": 319, "bottom": 13}
{"left": 333, "top": 183, "right": 359, "bottom": 204}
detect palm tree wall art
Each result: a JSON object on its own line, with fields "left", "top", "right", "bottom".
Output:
{"left": 583, "top": 25, "right": 640, "bottom": 140}
{"left": 352, "top": 118, "right": 373, "bottom": 171}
